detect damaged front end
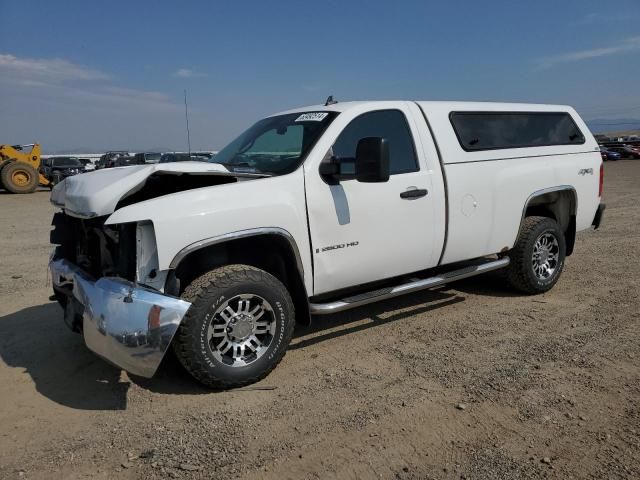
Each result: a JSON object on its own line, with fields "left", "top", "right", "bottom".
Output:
{"left": 49, "top": 213, "right": 189, "bottom": 378}
{"left": 48, "top": 162, "right": 268, "bottom": 376}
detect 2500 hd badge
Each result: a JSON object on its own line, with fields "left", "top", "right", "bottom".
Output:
{"left": 316, "top": 241, "right": 360, "bottom": 254}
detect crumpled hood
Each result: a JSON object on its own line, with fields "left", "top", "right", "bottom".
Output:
{"left": 51, "top": 162, "right": 237, "bottom": 217}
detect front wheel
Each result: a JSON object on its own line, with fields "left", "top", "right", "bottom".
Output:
{"left": 173, "top": 264, "right": 295, "bottom": 389}
{"left": 506, "top": 216, "right": 566, "bottom": 294}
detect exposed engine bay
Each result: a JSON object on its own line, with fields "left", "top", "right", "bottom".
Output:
{"left": 51, "top": 212, "right": 135, "bottom": 281}
{"left": 50, "top": 170, "right": 262, "bottom": 280}
{"left": 115, "top": 172, "right": 240, "bottom": 209}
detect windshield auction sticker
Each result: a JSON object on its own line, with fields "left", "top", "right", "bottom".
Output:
{"left": 295, "top": 112, "right": 329, "bottom": 122}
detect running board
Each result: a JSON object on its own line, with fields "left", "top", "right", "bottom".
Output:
{"left": 309, "top": 257, "right": 510, "bottom": 315}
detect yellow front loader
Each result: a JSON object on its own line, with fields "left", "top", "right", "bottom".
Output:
{"left": 0, "top": 143, "right": 50, "bottom": 193}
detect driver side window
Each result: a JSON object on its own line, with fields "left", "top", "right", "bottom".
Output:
{"left": 332, "top": 110, "right": 419, "bottom": 174}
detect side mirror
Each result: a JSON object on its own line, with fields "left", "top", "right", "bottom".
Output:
{"left": 355, "top": 137, "right": 390, "bottom": 183}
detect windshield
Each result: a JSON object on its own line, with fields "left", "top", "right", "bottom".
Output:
{"left": 212, "top": 111, "right": 337, "bottom": 175}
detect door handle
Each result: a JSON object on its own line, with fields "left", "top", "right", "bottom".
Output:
{"left": 400, "top": 188, "right": 428, "bottom": 199}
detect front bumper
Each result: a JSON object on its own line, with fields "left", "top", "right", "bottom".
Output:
{"left": 50, "top": 258, "right": 191, "bottom": 378}
{"left": 592, "top": 203, "right": 606, "bottom": 230}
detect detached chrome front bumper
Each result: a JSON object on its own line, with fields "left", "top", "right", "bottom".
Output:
{"left": 50, "top": 258, "right": 191, "bottom": 378}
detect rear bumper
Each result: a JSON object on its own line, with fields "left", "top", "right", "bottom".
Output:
{"left": 50, "top": 258, "right": 190, "bottom": 378}
{"left": 592, "top": 203, "right": 606, "bottom": 230}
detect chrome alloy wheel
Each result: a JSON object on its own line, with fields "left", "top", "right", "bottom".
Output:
{"left": 532, "top": 232, "right": 560, "bottom": 280}
{"left": 207, "top": 294, "right": 276, "bottom": 367}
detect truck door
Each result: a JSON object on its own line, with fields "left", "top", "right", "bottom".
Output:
{"left": 305, "top": 102, "right": 440, "bottom": 295}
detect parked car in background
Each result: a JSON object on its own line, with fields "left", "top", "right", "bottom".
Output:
{"left": 599, "top": 147, "right": 621, "bottom": 161}
{"left": 192, "top": 151, "right": 216, "bottom": 160}
{"left": 132, "top": 152, "right": 162, "bottom": 165}
{"left": 77, "top": 158, "right": 96, "bottom": 171}
{"left": 159, "top": 152, "right": 189, "bottom": 163}
{"left": 97, "top": 151, "right": 131, "bottom": 169}
{"left": 116, "top": 152, "right": 164, "bottom": 166}
{"left": 159, "top": 152, "right": 211, "bottom": 163}
{"left": 606, "top": 145, "right": 640, "bottom": 159}
{"left": 114, "top": 156, "right": 139, "bottom": 167}
{"left": 40, "top": 156, "right": 85, "bottom": 188}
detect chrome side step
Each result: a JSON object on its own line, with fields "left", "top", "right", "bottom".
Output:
{"left": 309, "top": 257, "right": 510, "bottom": 315}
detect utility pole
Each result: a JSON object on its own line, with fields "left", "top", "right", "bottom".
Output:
{"left": 184, "top": 89, "right": 191, "bottom": 155}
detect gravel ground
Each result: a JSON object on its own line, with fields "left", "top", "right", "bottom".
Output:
{"left": 0, "top": 161, "right": 638, "bottom": 479}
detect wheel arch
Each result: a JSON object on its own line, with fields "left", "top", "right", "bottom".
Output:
{"left": 520, "top": 185, "right": 577, "bottom": 256}
{"left": 167, "top": 228, "right": 311, "bottom": 325}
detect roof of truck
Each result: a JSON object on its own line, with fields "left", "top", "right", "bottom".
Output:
{"left": 275, "top": 100, "right": 596, "bottom": 164}
{"left": 275, "top": 100, "right": 576, "bottom": 116}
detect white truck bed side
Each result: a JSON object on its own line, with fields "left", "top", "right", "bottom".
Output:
{"left": 416, "top": 102, "right": 601, "bottom": 265}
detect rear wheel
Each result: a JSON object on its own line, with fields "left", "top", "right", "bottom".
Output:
{"left": 173, "top": 264, "right": 295, "bottom": 389}
{"left": 506, "top": 216, "right": 566, "bottom": 294}
{"left": 1, "top": 161, "right": 39, "bottom": 193}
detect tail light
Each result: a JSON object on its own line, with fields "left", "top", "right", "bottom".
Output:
{"left": 598, "top": 162, "right": 604, "bottom": 197}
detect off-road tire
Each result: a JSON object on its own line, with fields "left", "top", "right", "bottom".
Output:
{"left": 506, "top": 216, "right": 566, "bottom": 294}
{"left": 173, "top": 264, "right": 295, "bottom": 389}
{"left": 1, "top": 161, "right": 39, "bottom": 193}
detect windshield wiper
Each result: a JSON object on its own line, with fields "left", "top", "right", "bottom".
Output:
{"left": 216, "top": 161, "right": 254, "bottom": 170}
{"left": 215, "top": 161, "right": 270, "bottom": 174}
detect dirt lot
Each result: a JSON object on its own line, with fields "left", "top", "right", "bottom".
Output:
{"left": 1, "top": 161, "right": 638, "bottom": 480}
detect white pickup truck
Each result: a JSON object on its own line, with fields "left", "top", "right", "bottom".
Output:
{"left": 49, "top": 100, "right": 605, "bottom": 388}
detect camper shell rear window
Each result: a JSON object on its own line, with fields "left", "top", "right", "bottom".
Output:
{"left": 449, "top": 111, "right": 585, "bottom": 152}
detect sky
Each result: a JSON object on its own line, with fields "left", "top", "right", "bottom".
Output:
{"left": 1, "top": 0, "right": 640, "bottom": 153}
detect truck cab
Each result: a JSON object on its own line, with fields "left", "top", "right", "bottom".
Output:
{"left": 48, "top": 100, "right": 604, "bottom": 389}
